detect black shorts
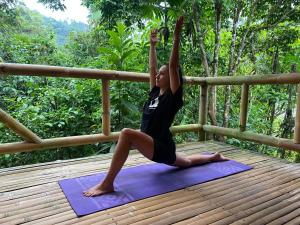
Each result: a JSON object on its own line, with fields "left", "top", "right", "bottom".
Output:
{"left": 152, "top": 139, "right": 177, "bottom": 165}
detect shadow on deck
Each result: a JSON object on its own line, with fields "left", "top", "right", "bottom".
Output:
{"left": 0, "top": 141, "right": 299, "bottom": 225}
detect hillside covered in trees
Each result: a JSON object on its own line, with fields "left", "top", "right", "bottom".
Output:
{"left": 0, "top": 0, "right": 299, "bottom": 168}
{"left": 43, "top": 17, "right": 88, "bottom": 45}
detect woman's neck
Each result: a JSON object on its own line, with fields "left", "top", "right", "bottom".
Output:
{"left": 159, "top": 87, "right": 168, "bottom": 96}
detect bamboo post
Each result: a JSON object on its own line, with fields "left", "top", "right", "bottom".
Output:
{"left": 239, "top": 84, "right": 249, "bottom": 131}
{"left": 293, "top": 65, "right": 300, "bottom": 143}
{"left": 102, "top": 79, "right": 110, "bottom": 135}
{"left": 199, "top": 84, "right": 208, "bottom": 141}
{"left": 0, "top": 108, "right": 42, "bottom": 143}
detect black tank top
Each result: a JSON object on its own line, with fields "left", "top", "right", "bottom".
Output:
{"left": 140, "top": 85, "right": 183, "bottom": 141}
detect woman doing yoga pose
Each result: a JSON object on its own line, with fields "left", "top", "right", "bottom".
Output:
{"left": 83, "top": 16, "right": 228, "bottom": 197}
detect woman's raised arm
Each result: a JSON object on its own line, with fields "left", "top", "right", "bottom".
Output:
{"left": 169, "top": 16, "right": 183, "bottom": 94}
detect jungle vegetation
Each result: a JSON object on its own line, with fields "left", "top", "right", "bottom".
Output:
{"left": 0, "top": 0, "right": 299, "bottom": 168}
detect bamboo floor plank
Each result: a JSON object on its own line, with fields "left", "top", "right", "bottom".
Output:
{"left": 122, "top": 177, "right": 300, "bottom": 225}
{"left": 267, "top": 208, "right": 300, "bottom": 225}
{"left": 175, "top": 181, "right": 299, "bottom": 225}
{"left": 0, "top": 141, "right": 298, "bottom": 225}
{"left": 76, "top": 163, "right": 296, "bottom": 225}
{"left": 1, "top": 149, "right": 246, "bottom": 208}
{"left": 29, "top": 159, "right": 297, "bottom": 224}
{"left": 25, "top": 172, "right": 296, "bottom": 224}
{"left": 283, "top": 216, "right": 300, "bottom": 225}
{"left": 0, "top": 153, "right": 290, "bottom": 223}
{"left": 1, "top": 149, "right": 251, "bottom": 216}
{"left": 29, "top": 176, "right": 298, "bottom": 223}
{"left": 40, "top": 162, "right": 282, "bottom": 223}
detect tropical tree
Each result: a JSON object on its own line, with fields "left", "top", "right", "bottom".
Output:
{"left": 98, "top": 22, "right": 147, "bottom": 130}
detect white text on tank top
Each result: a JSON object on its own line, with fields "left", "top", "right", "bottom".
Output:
{"left": 149, "top": 97, "right": 159, "bottom": 109}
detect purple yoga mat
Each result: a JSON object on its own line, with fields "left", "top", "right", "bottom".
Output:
{"left": 59, "top": 155, "right": 253, "bottom": 216}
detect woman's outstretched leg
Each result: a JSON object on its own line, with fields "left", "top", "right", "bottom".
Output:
{"left": 83, "top": 128, "right": 154, "bottom": 197}
{"left": 172, "top": 152, "right": 229, "bottom": 168}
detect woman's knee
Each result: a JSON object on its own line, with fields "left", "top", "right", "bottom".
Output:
{"left": 120, "top": 128, "right": 136, "bottom": 145}
{"left": 121, "top": 128, "right": 134, "bottom": 137}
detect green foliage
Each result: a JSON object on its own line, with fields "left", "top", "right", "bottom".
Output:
{"left": 0, "top": 0, "right": 17, "bottom": 33}
{"left": 1, "top": 0, "right": 300, "bottom": 168}
{"left": 0, "top": 6, "right": 56, "bottom": 64}
{"left": 97, "top": 22, "right": 148, "bottom": 130}
{"left": 99, "top": 22, "right": 143, "bottom": 70}
{"left": 83, "top": 0, "right": 166, "bottom": 28}
{"left": 64, "top": 31, "right": 101, "bottom": 67}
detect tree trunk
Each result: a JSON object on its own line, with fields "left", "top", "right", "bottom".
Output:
{"left": 267, "top": 99, "right": 276, "bottom": 135}
{"left": 209, "top": 0, "right": 222, "bottom": 128}
{"left": 268, "top": 47, "right": 279, "bottom": 135}
{"left": 222, "top": 4, "right": 242, "bottom": 128}
{"left": 231, "top": 30, "right": 253, "bottom": 75}
{"left": 250, "top": 34, "right": 257, "bottom": 74}
{"left": 193, "top": 1, "right": 210, "bottom": 78}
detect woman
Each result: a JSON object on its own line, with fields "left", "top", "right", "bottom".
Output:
{"left": 83, "top": 16, "right": 227, "bottom": 197}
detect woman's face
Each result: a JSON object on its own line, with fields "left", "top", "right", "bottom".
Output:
{"left": 156, "top": 65, "right": 170, "bottom": 88}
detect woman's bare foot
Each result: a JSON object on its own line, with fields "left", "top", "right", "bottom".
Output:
{"left": 210, "top": 152, "right": 229, "bottom": 162}
{"left": 83, "top": 181, "right": 115, "bottom": 197}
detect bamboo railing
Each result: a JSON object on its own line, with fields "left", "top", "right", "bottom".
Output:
{"left": 0, "top": 63, "right": 300, "bottom": 154}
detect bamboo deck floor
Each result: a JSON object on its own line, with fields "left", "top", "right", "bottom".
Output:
{"left": 0, "top": 141, "right": 299, "bottom": 225}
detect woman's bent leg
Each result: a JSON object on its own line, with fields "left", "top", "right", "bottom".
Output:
{"left": 172, "top": 152, "right": 228, "bottom": 168}
{"left": 83, "top": 128, "right": 154, "bottom": 197}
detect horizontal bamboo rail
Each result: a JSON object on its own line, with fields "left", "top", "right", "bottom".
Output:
{"left": 0, "top": 108, "right": 42, "bottom": 143}
{"left": 0, "top": 132, "right": 120, "bottom": 154}
{"left": 0, "top": 63, "right": 203, "bottom": 85}
{"left": 203, "top": 125, "right": 300, "bottom": 153}
{"left": 170, "top": 124, "right": 201, "bottom": 133}
{"left": 0, "top": 124, "right": 201, "bottom": 154}
{"left": 3, "top": 63, "right": 300, "bottom": 85}
{"left": 203, "top": 73, "right": 300, "bottom": 85}
{"left": 0, "top": 63, "right": 149, "bottom": 82}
